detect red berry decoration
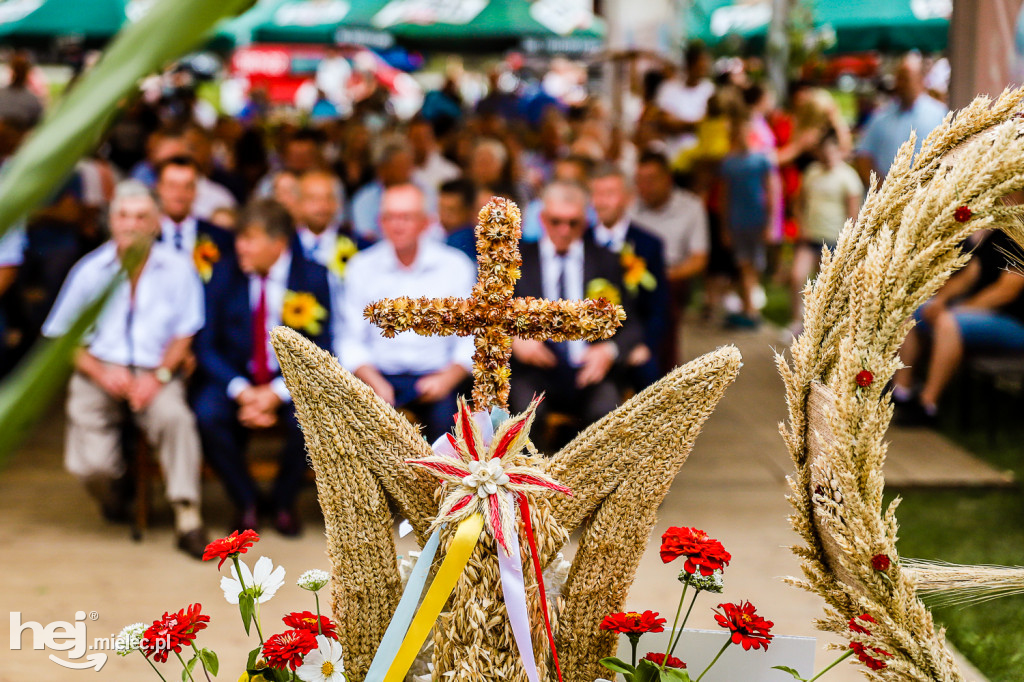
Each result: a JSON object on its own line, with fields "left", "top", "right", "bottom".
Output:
{"left": 954, "top": 205, "right": 972, "bottom": 222}
{"left": 871, "top": 554, "right": 891, "bottom": 571}
{"left": 855, "top": 370, "right": 874, "bottom": 388}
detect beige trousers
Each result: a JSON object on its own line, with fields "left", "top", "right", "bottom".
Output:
{"left": 64, "top": 371, "right": 201, "bottom": 503}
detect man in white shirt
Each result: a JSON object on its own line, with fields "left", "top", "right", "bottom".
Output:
{"left": 655, "top": 43, "right": 715, "bottom": 159}
{"left": 409, "top": 117, "right": 461, "bottom": 193}
{"left": 42, "top": 181, "right": 208, "bottom": 558}
{"left": 350, "top": 139, "right": 438, "bottom": 243}
{"left": 341, "top": 183, "right": 474, "bottom": 441}
{"left": 155, "top": 155, "right": 234, "bottom": 273}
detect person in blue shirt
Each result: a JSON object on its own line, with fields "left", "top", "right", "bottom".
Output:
{"left": 719, "top": 116, "right": 779, "bottom": 327}
{"left": 855, "top": 54, "right": 948, "bottom": 182}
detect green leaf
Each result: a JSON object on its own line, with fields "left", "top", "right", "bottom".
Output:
{"left": 239, "top": 592, "right": 255, "bottom": 636}
{"left": 599, "top": 656, "right": 637, "bottom": 675}
{"left": 659, "top": 667, "right": 692, "bottom": 682}
{"left": 634, "top": 659, "right": 663, "bottom": 682}
{"left": 772, "top": 665, "right": 808, "bottom": 681}
{"left": 199, "top": 648, "right": 219, "bottom": 676}
{"left": 246, "top": 645, "right": 262, "bottom": 670}
{"left": 182, "top": 654, "right": 199, "bottom": 682}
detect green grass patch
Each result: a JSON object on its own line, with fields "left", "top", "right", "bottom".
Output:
{"left": 891, "top": 427, "right": 1024, "bottom": 681}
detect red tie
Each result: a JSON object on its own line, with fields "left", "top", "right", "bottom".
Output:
{"left": 251, "top": 275, "right": 272, "bottom": 385}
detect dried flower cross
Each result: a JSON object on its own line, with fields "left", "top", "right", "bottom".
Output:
{"left": 364, "top": 197, "right": 626, "bottom": 410}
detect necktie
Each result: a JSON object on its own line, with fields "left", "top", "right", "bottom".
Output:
{"left": 173, "top": 224, "right": 184, "bottom": 251}
{"left": 555, "top": 254, "right": 567, "bottom": 300}
{"left": 549, "top": 254, "right": 570, "bottom": 365}
{"left": 251, "top": 275, "right": 272, "bottom": 385}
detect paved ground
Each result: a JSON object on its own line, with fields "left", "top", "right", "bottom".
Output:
{"left": 0, "top": 323, "right": 1001, "bottom": 681}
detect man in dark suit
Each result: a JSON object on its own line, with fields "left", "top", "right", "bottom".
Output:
{"left": 155, "top": 155, "right": 235, "bottom": 279}
{"left": 510, "top": 181, "right": 642, "bottom": 451}
{"left": 193, "top": 199, "right": 333, "bottom": 536}
{"left": 590, "top": 163, "right": 671, "bottom": 388}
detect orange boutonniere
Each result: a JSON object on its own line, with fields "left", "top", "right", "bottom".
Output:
{"left": 282, "top": 290, "right": 327, "bottom": 336}
{"left": 193, "top": 235, "right": 221, "bottom": 283}
{"left": 327, "top": 235, "right": 358, "bottom": 279}
{"left": 620, "top": 243, "right": 656, "bottom": 295}
{"left": 585, "top": 277, "right": 622, "bottom": 306}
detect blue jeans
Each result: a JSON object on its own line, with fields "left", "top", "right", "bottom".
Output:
{"left": 915, "top": 307, "right": 1024, "bottom": 351}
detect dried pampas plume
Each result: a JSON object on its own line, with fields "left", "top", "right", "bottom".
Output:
{"left": 778, "top": 87, "right": 1024, "bottom": 680}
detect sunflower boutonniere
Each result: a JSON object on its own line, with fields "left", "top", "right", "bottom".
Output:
{"left": 585, "top": 277, "right": 622, "bottom": 306}
{"left": 193, "top": 234, "right": 221, "bottom": 283}
{"left": 327, "top": 235, "right": 358, "bottom": 279}
{"left": 620, "top": 242, "right": 656, "bottom": 295}
{"left": 282, "top": 290, "right": 328, "bottom": 336}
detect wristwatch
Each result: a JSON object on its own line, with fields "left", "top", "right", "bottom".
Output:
{"left": 154, "top": 367, "right": 173, "bottom": 384}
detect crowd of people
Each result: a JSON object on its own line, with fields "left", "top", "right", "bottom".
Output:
{"left": 2, "top": 42, "right": 1023, "bottom": 557}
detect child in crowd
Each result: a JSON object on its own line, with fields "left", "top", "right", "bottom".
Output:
{"left": 790, "top": 132, "right": 863, "bottom": 333}
{"left": 719, "top": 115, "right": 779, "bottom": 327}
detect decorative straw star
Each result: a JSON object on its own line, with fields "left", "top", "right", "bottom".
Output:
{"left": 406, "top": 396, "right": 571, "bottom": 556}
{"left": 365, "top": 197, "right": 625, "bottom": 411}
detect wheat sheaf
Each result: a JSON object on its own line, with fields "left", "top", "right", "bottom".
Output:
{"left": 778, "top": 87, "right": 1024, "bottom": 681}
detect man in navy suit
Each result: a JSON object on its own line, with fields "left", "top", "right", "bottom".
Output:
{"left": 590, "top": 164, "right": 671, "bottom": 389}
{"left": 193, "top": 199, "right": 333, "bottom": 536}
{"left": 155, "top": 155, "right": 235, "bottom": 275}
{"left": 510, "top": 181, "right": 643, "bottom": 451}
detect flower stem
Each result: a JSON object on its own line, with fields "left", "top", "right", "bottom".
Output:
{"left": 140, "top": 652, "right": 169, "bottom": 682}
{"left": 628, "top": 634, "right": 640, "bottom": 668}
{"left": 190, "top": 642, "right": 212, "bottom": 682}
{"left": 314, "top": 592, "right": 323, "bottom": 636}
{"left": 661, "top": 581, "right": 689, "bottom": 669}
{"left": 232, "top": 555, "right": 248, "bottom": 591}
{"left": 669, "top": 590, "right": 700, "bottom": 657}
{"left": 695, "top": 640, "right": 731, "bottom": 682}
{"left": 807, "top": 648, "right": 855, "bottom": 682}
{"left": 254, "top": 598, "right": 265, "bottom": 645}
{"left": 176, "top": 651, "right": 196, "bottom": 682}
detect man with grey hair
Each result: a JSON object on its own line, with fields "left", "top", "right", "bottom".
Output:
{"left": 42, "top": 180, "right": 208, "bottom": 558}
{"left": 510, "top": 180, "right": 642, "bottom": 451}
{"left": 350, "top": 137, "right": 438, "bottom": 242}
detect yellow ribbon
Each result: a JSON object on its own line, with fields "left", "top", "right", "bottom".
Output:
{"left": 383, "top": 514, "right": 484, "bottom": 682}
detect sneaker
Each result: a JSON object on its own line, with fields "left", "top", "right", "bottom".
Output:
{"left": 274, "top": 508, "right": 302, "bottom": 538}
{"left": 724, "top": 313, "right": 761, "bottom": 330}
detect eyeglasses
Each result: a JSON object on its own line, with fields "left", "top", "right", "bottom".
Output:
{"left": 380, "top": 211, "right": 424, "bottom": 223}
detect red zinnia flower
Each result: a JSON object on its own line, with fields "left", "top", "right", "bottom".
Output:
{"left": 203, "top": 529, "right": 260, "bottom": 569}
{"left": 262, "top": 629, "right": 318, "bottom": 670}
{"left": 954, "top": 206, "right": 973, "bottom": 223}
{"left": 849, "top": 614, "right": 876, "bottom": 635}
{"left": 714, "top": 601, "right": 774, "bottom": 651}
{"left": 140, "top": 604, "right": 210, "bottom": 663}
{"left": 850, "top": 642, "right": 892, "bottom": 670}
{"left": 848, "top": 614, "right": 891, "bottom": 670}
{"left": 871, "top": 554, "right": 891, "bottom": 571}
{"left": 660, "top": 526, "right": 732, "bottom": 576}
{"left": 282, "top": 611, "right": 339, "bottom": 640}
{"left": 642, "top": 652, "right": 686, "bottom": 669}
{"left": 855, "top": 370, "right": 874, "bottom": 388}
{"left": 599, "top": 611, "right": 667, "bottom": 635}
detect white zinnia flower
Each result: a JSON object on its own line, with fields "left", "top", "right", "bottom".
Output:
{"left": 296, "top": 635, "right": 346, "bottom": 682}
{"left": 221, "top": 556, "right": 286, "bottom": 604}
{"left": 115, "top": 622, "right": 146, "bottom": 656}
{"left": 297, "top": 569, "right": 330, "bottom": 592}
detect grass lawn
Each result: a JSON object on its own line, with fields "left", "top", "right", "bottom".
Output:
{"left": 891, "top": 427, "right": 1024, "bottom": 682}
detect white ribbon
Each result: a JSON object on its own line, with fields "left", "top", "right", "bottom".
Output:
{"left": 497, "top": 491, "right": 540, "bottom": 682}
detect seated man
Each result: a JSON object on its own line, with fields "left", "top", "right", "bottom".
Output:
{"left": 155, "top": 155, "right": 235, "bottom": 278}
{"left": 192, "top": 199, "right": 333, "bottom": 536}
{"left": 439, "top": 178, "right": 478, "bottom": 263}
{"left": 42, "top": 180, "right": 208, "bottom": 558}
{"left": 894, "top": 229, "right": 1024, "bottom": 426}
{"left": 510, "top": 181, "right": 642, "bottom": 451}
{"left": 340, "top": 183, "right": 474, "bottom": 441}
{"left": 590, "top": 163, "right": 670, "bottom": 389}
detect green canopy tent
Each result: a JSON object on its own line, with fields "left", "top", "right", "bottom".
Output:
{"left": 0, "top": 0, "right": 134, "bottom": 42}
{"left": 248, "top": 0, "right": 394, "bottom": 49}
{"left": 371, "top": 0, "right": 606, "bottom": 55}
{"left": 688, "top": 0, "right": 951, "bottom": 54}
